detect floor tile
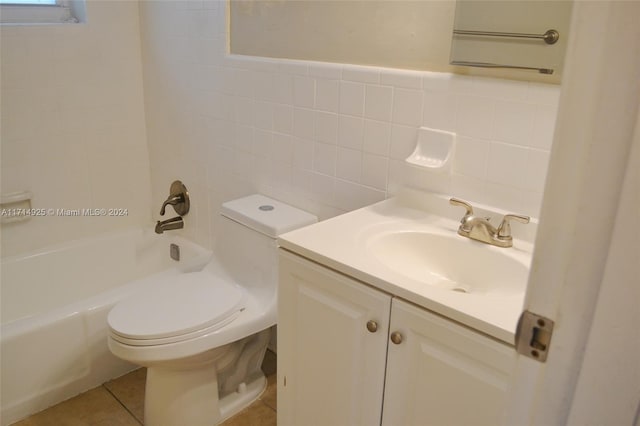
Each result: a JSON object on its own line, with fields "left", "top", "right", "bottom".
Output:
{"left": 12, "top": 387, "right": 140, "bottom": 426}
{"left": 220, "top": 401, "right": 277, "bottom": 426}
{"left": 259, "top": 349, "right": 277, "bottom": 411}
{"left": 103, "top": 368, "right": 146, "bottom": 424}
{"left": 260, "top": 373, "right": 277, "bottom": 411}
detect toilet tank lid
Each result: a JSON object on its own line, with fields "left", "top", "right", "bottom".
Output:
{"left": 221, "top": 194, "right": 317, "bottom": 238}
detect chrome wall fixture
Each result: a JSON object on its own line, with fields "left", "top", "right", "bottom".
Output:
{"left": 451, "top": 28, "right": 560, "bottom": 74}
{"left": 453, "top": 29, "right": 560, "bottom": 45}
{"left": 450, "top": 60, "right": 554, "bottom": 75}
{"left": 155, "top": 180, "right": 190, "bottom": 234}
{"left": 160, "top": 180, "right": 190, "bottom": 216}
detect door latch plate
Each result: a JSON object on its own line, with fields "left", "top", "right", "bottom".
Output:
{"left": 515, "top": 310, "right": 554, "bottom": 362}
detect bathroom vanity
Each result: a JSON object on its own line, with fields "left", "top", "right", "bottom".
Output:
{"left": 277, "top": 190, "right": 535, "bottom": 425}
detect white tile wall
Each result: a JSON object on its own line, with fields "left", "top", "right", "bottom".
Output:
{"left": 1, "top": 1, "right": 151, "bottom": 257}
{"left": 138, "top": 0, "right": 560, "bottom": 249}
{"left": 338, "top": 116, "right": 364, "bottom": 151}
{"left": 364, "top": 85, "right": 393, "bottom": 121}
{"left": 339, "top": 81, "right": 366, "bottom": 117}
{"left": 293, "top": 76, "right": 315, "bottom": 108}
{"left": 313, "top": 142, "right": 337, "bottom": 176}
{"left": 336, "top": 147, "right": 362, "bottom": 183}
{"left": 315, "top": 79, "right": 340, "bottom": 112}
{"left": 363, "top": 120, "right": 391, "bottom": 156}
{"left": 392, "top": 88, "right": 424, "bottom": 126}
{"left": 314, "top": 112, "right": 338, "bottom": 145}
{"left": 454, "top": 136, "right": 490, "bottom": 180}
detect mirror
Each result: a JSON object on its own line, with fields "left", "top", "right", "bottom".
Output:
{"left": 230, "top": 1, "right": 457, "bottom": 72}
{"left": 230, "top": 0, "right": 571, "bottom": 83}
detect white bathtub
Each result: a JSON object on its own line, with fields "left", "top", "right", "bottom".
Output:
{"left": 0, "top": 229, "right": 212, "bottom": 425}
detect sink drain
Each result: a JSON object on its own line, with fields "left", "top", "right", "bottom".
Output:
{"left": 452, "top": 287, "right": 468, "bottom": 293}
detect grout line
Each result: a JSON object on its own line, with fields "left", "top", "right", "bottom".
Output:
{"left": 261, "top": 398, "right": 277, "bottom": 413}
{"left": 102, "top": 385, "right": 144, "bottom": 426}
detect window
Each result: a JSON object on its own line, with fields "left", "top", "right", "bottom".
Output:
{"left": 3, "top": 0, "right": 58, "bottom": 4}
{"left": 0, "top": 0, "right": 85, "bottom": 24}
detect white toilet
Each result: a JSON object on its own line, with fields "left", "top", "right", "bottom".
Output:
{"left": 107, "top": 194, "right": 317, "bottom": 425}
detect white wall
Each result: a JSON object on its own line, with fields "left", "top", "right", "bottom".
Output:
{"left": 0, "top": 1, "right": 151, "bottom": 257}
{"left": 140, "top": 0, "right": 559, "bottom": 251}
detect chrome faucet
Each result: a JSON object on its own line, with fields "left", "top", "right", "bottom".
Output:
{"left": 450, "top": 198, "right": 529, "bottom": 248}
{"left": 155, "top": 216, "right": 184, "bottom": 234}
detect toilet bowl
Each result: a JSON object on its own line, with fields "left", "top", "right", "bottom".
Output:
{"left": 107, "top": 194, "right": 317, "bottom": 425}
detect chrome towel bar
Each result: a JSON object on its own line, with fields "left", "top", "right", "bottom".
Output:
{"left": 450, "top": 60, "right": 554, "bottom": 75}
{"left": 453, "top": 29, "right": 559, "bottom": 45}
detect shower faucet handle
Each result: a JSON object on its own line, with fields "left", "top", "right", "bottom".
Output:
{"left": 160, "top": 195, "right": 182, "bottom": 215}
{"left": 160, "top": 180, "right": 190, "bottom": 216}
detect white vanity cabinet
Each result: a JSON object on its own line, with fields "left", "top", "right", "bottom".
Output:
{"left": 277, "top": 250, "right": 391, "bottom": 426}
{"left": 278, "top": 250, "right": 516, "bottom": 426}
{"left": 381, "top": 298, "right": 515, "bottom": 426}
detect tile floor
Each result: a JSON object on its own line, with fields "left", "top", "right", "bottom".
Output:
{"left": 13, "top": 351, "right": 277, "bottom": 426}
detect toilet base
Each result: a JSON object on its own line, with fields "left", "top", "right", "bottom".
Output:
{"left": 141, "top": 330, "right": 271, "bottom": 426}
{"left": 218, "top": 374, "right": 267, "bottom": 423}
{"left": 144, "top": 354, "right": 222, "bottom": 426}
{"left": 144, "top": 363, "right": 267, "bottom": 426}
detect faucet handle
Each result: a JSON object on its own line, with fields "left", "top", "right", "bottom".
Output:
{"left": 159, "top": 180, "right": 190, "bottom": 216}
{"left": 449, "top": 198, "right": 474, "bottom": 217}
{"left": 497, "top": 214, "right": 530, "bottom": 238}
{"left": 160, "top": 194, "right": 183, "bottom": 216}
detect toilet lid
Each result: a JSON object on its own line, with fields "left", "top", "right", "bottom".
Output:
{"left": 108, "top": 271, "right": 245, "bottom": 341}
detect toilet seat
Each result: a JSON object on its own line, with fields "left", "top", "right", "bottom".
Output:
{"left": 108, "top": 271, "right": 245, "bottom": 347}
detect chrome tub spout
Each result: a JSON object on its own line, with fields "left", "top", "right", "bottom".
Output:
{"left": 155, "top": 216, "right": 183, "bottom": 234}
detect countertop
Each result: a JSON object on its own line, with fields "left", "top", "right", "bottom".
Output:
{"left": 278, "top": 190, "right": 535, "bottom": 344}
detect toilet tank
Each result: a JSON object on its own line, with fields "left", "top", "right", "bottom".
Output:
{"left": 221, "top": 194, "right": 317, "bottom": 238}
{"left": 213, "top": 195, "right": 317, "bottom": 292}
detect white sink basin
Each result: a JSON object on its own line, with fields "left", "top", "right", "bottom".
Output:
{"left": 367, "top": 231, "right": 528, "bottom": 295}
{"left": 279, "top": 189, "right": 536, "bottom": 342}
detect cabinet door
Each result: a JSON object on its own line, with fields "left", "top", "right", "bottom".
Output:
{"left": 382, "top": 298, "right": 516, "bottom": 426}
{"left": 278, "top": 251, "right": 391, "bottom": 426}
